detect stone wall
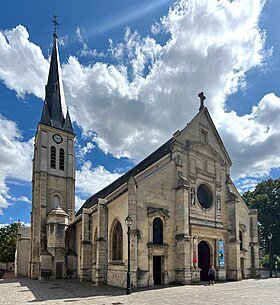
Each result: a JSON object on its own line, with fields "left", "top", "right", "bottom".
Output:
{"left": 15, "top": 224, "right": 30, "bottom": 277}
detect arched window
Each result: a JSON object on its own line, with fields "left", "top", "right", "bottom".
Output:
{"left": 239, "top": 230, "right": 243, "bottom": 250}
{"left": 59, "top": 148, "right": 65, "bottom": 171}
{"left": 53, "top": 195, "right": 60, "bottom": 209}
{"left": 51, "top": 146, "right": 56, "bottom": 168}
{"left": 153, "top": 218, "right": 163, "bottom": 244}
{"left": 112, "top": 221, "right": 123, "bottom": 261}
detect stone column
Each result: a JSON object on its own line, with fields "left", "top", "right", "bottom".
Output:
{"left": 65, "top": 225, "right": 77, "bottom": 278}
{"left": 226, "top": 197, "right": 241, "bottom": 280}
{"left": 29, "top": 171, "right": 44, "bottom": 279}
{"left": 79, "top": 208, "right": 92, "bottom": 281}
{"left": 250, "top": 209, "right": 260, "bottom": 278}
{"left": 191, "top": 237, "right": 200, "bottom": 283}
{"left": 95, "top": 199, "right": 107, "bottom": 285}
{"left": 127, "top": 176, "right": 138, "bottom": 287}
{"left": 148, "top": 252, "right": 154, "bottom": 286}
{"left": 163, "top": 248, "right": 170, "bottom": 284}
{"left": 214, "top": 239, "right": 219, "bottom": 267}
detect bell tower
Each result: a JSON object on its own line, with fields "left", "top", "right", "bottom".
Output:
{"left": 29, "top": 20, "right": 76, "bottom": 279}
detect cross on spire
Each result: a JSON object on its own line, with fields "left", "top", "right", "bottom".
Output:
{"left": 198, "top": 92, "right": 206, "bottom": 111}
{"left": 51, "top": 14, "right": 60, "bottom": 38}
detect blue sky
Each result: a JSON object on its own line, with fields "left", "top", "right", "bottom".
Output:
{"left": 0, "top": 0, "right": 280, "bottom": 225}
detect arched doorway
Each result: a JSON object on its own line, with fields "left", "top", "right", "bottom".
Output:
{"left": 198, "top": 241, "right": 211, "bottom": 281}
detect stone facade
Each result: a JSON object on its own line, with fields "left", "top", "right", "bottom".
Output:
{"left": 29, "top": 122, "right": 76, "bottom": 280}
{"left": 74, "top": 107, "right": 260, "bottom": 288}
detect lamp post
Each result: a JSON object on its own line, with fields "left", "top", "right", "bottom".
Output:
{"left": 125, "top": 215, "right": 133, "bottom": 295}
{"left": 268, "top": 233, "right": 273, "bottom": 278}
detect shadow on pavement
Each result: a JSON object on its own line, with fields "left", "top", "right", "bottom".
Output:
{"left": 0, "top": 277, "right": 125, "bottom": 303}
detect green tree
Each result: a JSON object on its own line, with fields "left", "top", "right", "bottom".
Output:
{"left": 243, "top": 178, "right": 280, "bottom": 256}
{"left": 0, "top": 223, "right": 17, "bottom": 263}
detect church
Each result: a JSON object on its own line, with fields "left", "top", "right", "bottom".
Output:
{"left": 15, "top": 29, "right": 260, "bottom": 288}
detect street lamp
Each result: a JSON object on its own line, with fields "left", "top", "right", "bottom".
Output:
{"left": 125, "top": 215, "right": 133, "bottom": 295}
{"left": 268, "top": 233, "right": 273, "bottom": 278}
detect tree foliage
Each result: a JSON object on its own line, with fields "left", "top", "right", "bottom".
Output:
{"left": 243, "top": 178, "right": 280, "bottom": 256}
{"left": 0, "top": 223, "right": 17, "bottom": 263}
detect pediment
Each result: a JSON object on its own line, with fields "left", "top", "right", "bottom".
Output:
{"left": 174, "top": 108, "right": 232, "bottom": 166}
{"left": 188, "top": 142, "right": 225, "bottom": 164}
{"left": 147, "top": 207, "right": 170, "bottom": 219}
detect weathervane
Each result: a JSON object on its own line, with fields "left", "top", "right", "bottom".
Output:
{"left": 198, "top": 92, "right": 206, "bottom": 111}
{"left": 51, "top": 14, "right": 60, "bottom": 37}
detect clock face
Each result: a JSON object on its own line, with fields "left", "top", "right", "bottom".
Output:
{"left": 53, "top": 134, "right": 63, "bottom": 144}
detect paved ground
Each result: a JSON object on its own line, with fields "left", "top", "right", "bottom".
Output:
{"left": 0, "top": 276, "right": 279, "bottom": 305}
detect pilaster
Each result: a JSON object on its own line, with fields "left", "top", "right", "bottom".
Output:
{"left": 174, "top": 156, "right": 191, "bottom": 284}
{"left": 95, "top": 199, "right": 107, "bottom": 285}
{"left": 29, "top": 171, "right": 43, "bottom": 279}
{"left": 79, "top": 208, "right": 92, "bottom": 281}
{"left": 226, "top": 197, "right": 241, "bottom": 280}
{"left": 249, "top": 209, "right": 260, "bottom": 278}
{"left": 127, "top": 176, "right": 138, "bottom": 287}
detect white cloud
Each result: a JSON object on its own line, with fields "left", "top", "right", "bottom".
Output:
{"left": 108, "top": 27, "right": 163, "bottom": 79}
{"left": 219, "top": 93, "right": 280, "bottom": 179}
{"left": 64, "top": 0, "right": 271, "bottom": 179}
{"left": 0, "top": 223, "right": 10, "bottom": 228}
{"left": 76, "top": 27, "right": 105, "bottom": 58}
{"left": 0, "top": 221, "right": 30, "bottom": 227}
{"left": 0, "top": 0, "right": 279, "bottom": 193}
{"left": 0, "top": 25, "right": 48, "bottom": 99}
{"left": 75, "top": 196, "right": 85, "bottom": 212}
{"left": 76, "top": 141, "right": 95, "bottom": 161}
{"left": 0, "top": 115, "right": 33, "bottom": 214}
{"left": 58, "top": 36, "right": 68, "bottom": 47}
{"left": 5, "top": 194, "right": 31, "bottom": 204}
{"left": 76, "top": 161, "right": 121, "bottom": 197}
{"left": 235, "top": 178, "right": 259, "bottom": 194}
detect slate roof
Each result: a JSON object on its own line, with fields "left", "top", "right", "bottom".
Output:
{"left": 76, "top": 137, "right": 174, "bottom": 216}
{"left": 40, "top": 33, "right": 74, "bottom": 134}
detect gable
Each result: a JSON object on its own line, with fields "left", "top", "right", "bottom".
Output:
{"left": 175, "top": 107, "right": 232, "bottom": 166}
{"left": 76, "top": 108, "right": 231, "bottom": 217}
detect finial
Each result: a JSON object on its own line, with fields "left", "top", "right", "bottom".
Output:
{"left": 51, "top": 14, "right": 60, "bottom": 38}
{"left": 198, "top": 92, "right": 206, "bottom": 111}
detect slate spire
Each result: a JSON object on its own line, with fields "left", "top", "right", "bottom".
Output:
{"left": 40, "top": 22, "right": 74, "bottom": 134}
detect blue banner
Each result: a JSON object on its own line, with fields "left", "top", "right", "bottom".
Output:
{"left": 218, "top": 239, "right": 225, "bottom": 267}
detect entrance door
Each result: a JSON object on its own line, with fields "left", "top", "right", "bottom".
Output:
{"left": 56, "top": 262, "right": 63, "bottom": 279}
{"left": 153, "top": 256, "right": 162, "bottom": 285}
{"left": 198, "top": 241, "right": 211, "bottom": 281}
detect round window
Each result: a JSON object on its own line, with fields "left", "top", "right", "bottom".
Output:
{"left": 197, "top": 184, "right": 213, "bottom": 209}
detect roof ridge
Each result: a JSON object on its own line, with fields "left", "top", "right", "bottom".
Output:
{"left": 76, "top": 137, "right": 174, "bottom": 215}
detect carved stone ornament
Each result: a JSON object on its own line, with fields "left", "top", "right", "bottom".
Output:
{"left": 216, "top": 195, "right": 221, "bottom": 210}
{"left": 147, "top": 207, "right": 170, "bottom": 219}
{"left": 239, "top": 223, "right": 247, "bottom": 232}
{"left": 191, "top": 187, "right": 196, "bottom": 205}
{"left": 174, "top": 154, "right": 183, "bottom": 167}
{"left": 177, "top": 173, "right": 190, "bottom": 188}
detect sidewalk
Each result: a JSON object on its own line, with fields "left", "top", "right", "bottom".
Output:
{"left": 0, "top": 277, "right": 280, "bottom": 305}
